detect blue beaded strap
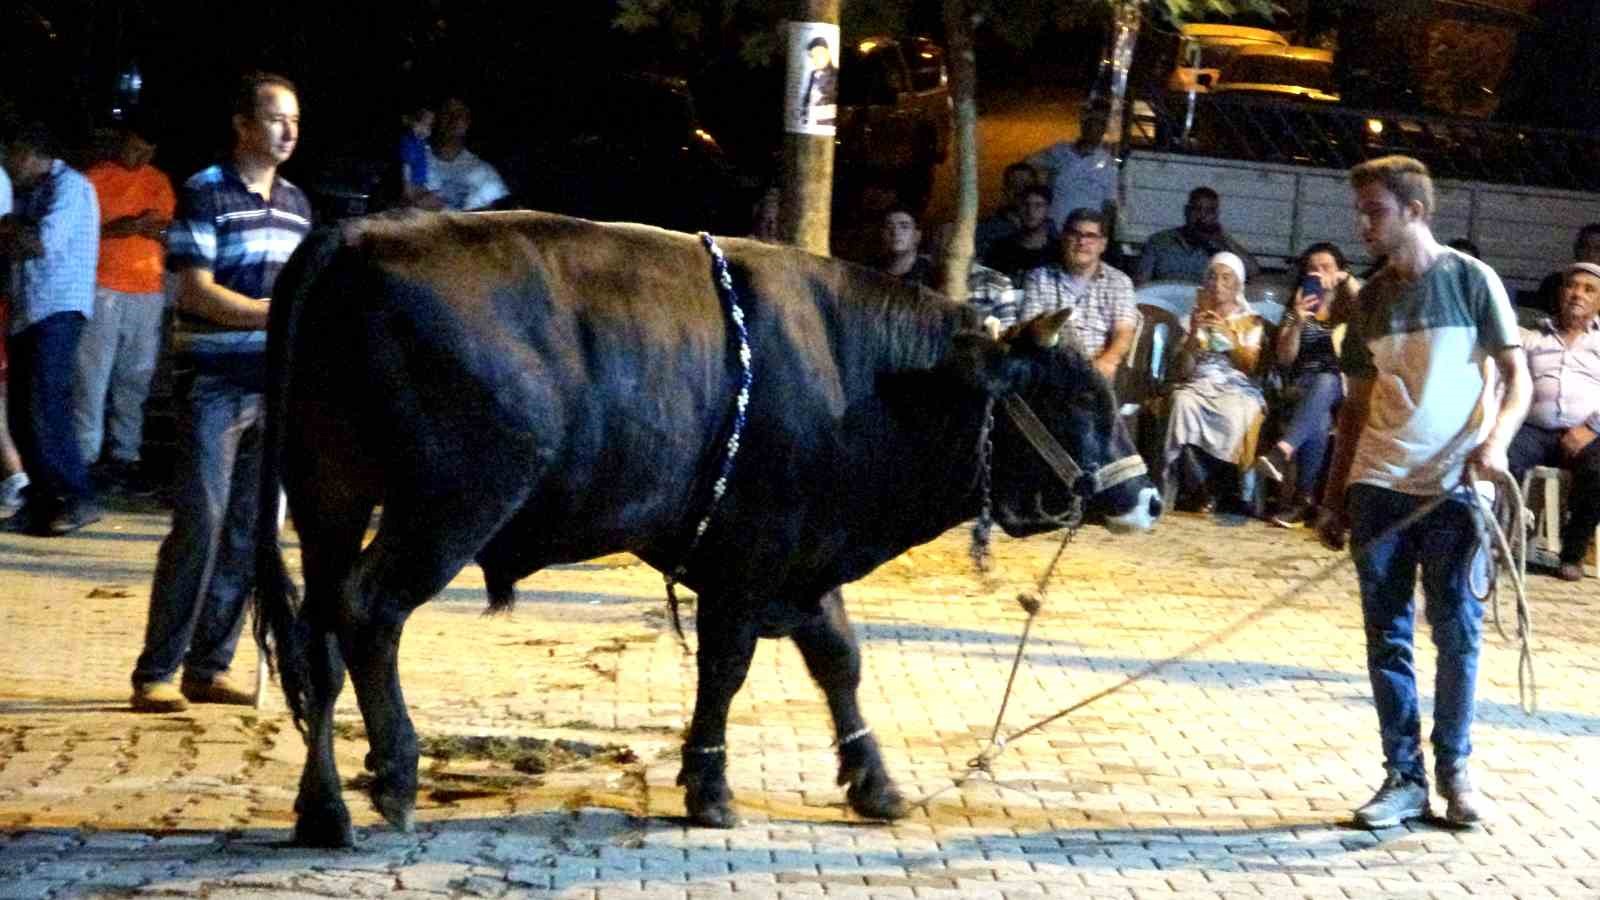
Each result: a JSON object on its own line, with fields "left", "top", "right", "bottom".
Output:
{"left": 665, "top": 234, "right": 754, "bottom": 647}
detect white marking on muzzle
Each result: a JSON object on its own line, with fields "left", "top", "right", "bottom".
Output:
{"left": 1106, "top": 486, "right": 1161, "bottom": 534}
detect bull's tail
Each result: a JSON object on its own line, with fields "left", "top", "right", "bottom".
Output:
{"left": 254, "top": 225, "right": 347, "bottom": 735}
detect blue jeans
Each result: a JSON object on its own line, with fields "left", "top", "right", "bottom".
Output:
{"left": 1347, "top": 483, "right": 1486, "bottom": 786}
{"left": 132, "top": 372, "right": 262, "bottom": 685}
{"left": 8, "top": 312, "right": 93, "bottom": 510}
{"left": 73, "top": 288, "right": 166, "bottom": 466}
{"left": 1279, "top": 371, "right": 1342, "bottom": 498}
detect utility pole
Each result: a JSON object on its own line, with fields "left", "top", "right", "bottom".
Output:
{"left": 780, "top": 0, "right": 840, "bottom": 255}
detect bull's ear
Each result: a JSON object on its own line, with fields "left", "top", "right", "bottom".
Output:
{"left": 1017, "top": 308, "right": 1074, "bottom": 349}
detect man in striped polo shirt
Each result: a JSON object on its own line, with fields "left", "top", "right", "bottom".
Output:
{"left": 131, "top": 72, "right": 312, "bottom": 713}
{"left": 1321, "top": 156, "right": 1530, "bottom": 829}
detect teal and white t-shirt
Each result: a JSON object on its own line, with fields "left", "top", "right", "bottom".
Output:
{"left": 1340, "top": 249, "right": 1519, "bottom": 496}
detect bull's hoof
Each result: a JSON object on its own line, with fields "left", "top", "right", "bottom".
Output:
{"left": 845, "top": 776, "right": 909, "bottom": 822}
{"left": 372, "top": 787, "right": 417, "bottom": 833}
{"left": 292, "top": 810, "right": 355, "bottom": 848}
{"left": 680, "top": 774, "right": 739, "bottom": 829}
{"left": 685, "top": 796, "right": 740, "bottom": 829}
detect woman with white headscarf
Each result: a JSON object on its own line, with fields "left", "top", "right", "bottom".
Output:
{"left": 1162, "top": 252, "right": 1268, "bottom": 513}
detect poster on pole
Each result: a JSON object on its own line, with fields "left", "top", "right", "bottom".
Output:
{"left": 784, "top": 21, "right": 840, "bottom": 137}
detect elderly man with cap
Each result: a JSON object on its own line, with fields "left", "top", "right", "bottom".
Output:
{"left": 1509, "top": 260, "right": 1600, "bottom": 581}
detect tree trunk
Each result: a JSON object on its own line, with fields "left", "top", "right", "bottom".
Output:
{"left": 939, "top": 0, "right": 978, "bottom": 301}
{"left": 780, "top": 0, "right": 840, "bottom": 255}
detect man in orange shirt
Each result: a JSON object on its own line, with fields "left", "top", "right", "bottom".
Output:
{"left": 76, "top": 120, "right": 175, "bottom": 491}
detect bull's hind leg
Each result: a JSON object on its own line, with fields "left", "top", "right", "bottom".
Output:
{"left": 678, "top": 602, "right": 760, "bottom": 828}
{"left": 336, "top": 491, "right": 529, "bottom": 834}
{"left": 792, "top": 589, "right": 907, "bottom": 821}
{"left": 290, "top": 498, "right": 372, "bottom": 848}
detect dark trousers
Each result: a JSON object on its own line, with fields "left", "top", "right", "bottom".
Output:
{"left": 132, "top": 373, "right": 263, "bottom": 685}
{"left": 1507, "top": 422, "right": 1600, "bottom": 565}
{"left": 8, "top": 312, "right": 92, "bottom": 512}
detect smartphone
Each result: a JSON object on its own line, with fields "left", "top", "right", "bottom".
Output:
{"left": 1300, "top": 274, "right": 1324, "bottom": 312}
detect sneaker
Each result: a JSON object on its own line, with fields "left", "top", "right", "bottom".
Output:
{"left": 1353, "top": 770, "right": 1430, "bottom": 829}
{"left": 1271, "top": 501, "right": 1317, "bottom": 529}
{"left": 46, "top": 499, "right": 102, "bottom": 536}
{"left": 1439, "top": 770, "right": 1486, "bottom": 826}
{"left": 131, "top": 680, "right": 189, "bottom": 713}
{"left": 180, "top": 673, "right": 255, "bottom": 706}
{"left": 0, "top": 472, "right": 27, "bottom": 515}
{"left": 1254, "top": 446, "right": 1290, "bottom": 483}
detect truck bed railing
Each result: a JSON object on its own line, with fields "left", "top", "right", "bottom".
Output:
{"left": 1126, "top": 90, "right": 1600, "bottom": 193}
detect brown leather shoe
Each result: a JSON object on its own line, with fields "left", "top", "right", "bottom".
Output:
{"left": 1557, "top": 561, "right": 1584, "bottom": 582}
{"left": 1439, "top": 769, "right": 1487, "bottom": 827}
{"left": 180, "top": 673, "right": 255, "bottom": 706}
{"left": 131, "top": 680, "right": 189, "bottom": 713}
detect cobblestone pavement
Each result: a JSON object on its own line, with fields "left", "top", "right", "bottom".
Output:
{"left": 1, "top": 506, "right": 1597, "bottom": 899}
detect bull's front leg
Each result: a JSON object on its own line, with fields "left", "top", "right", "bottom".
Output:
{"left": 678, "top": 603, "right": 759, "bottom": 828}
{"left": 792, "top": 589, "right": 907, "bottom": 821}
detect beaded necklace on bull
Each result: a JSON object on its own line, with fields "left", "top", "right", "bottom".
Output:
{"left": 662, "top": 234, "right": 753, "bottom": 648}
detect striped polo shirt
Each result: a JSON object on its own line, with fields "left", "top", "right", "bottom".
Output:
{"left": 1340, "top": 249, "right": 1519, "bottom": 495}
{"left": 165, "top": 164, "right": 311, "bottom": 388}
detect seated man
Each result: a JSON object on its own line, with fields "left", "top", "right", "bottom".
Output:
{"left": 1135, "top": 186, "right": 1260, "bottom": 285}
{"left": 982, "top": 185, "right": 1055, "bottom": 286}
{"left": 1529, "top": 223, "right": 1600, "bottom": 317}
{"left": 974, "top": 162, "right": 1037, "bottom": 259}
{"left": 1510, "top": 261, "right": 1600, "bottom": 581}
{"left": 1017, "top": 207, "right": 1137, "bottom": 382}
{"left": 877, "top": 207, "right": 936, "bottom": 287}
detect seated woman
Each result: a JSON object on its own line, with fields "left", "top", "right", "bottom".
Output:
{"left": 1254, "top": 242, "right": 1362, "bottom": 527}
{"left": 1163, "top": 252, "right": 1267, "bottom": 514}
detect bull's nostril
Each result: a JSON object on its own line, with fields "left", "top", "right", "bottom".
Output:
{"left": 1149, "top": 496, "right": 1164, "bottom": 518}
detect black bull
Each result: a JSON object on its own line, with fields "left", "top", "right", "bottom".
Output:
{"left": 253, "top": 211, "right": 1161, "bottom": 847}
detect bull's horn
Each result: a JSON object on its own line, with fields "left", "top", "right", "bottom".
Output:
{"left": 1023, "top": 308, "right": 1073, "bottom": 349}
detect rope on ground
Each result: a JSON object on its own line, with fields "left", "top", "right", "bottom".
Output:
{"left": 913, "top": 476, "right": 1539, "bottom": 811}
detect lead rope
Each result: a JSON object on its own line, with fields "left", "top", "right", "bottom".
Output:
{"left": 1471, "top": 471, "right": 1537, "bottom": 713}
{"left": 913, "top": 477, "right": 1542, "bottom": 811}
{"left": 663, "top": 234, "right": 753, "bottom": 654}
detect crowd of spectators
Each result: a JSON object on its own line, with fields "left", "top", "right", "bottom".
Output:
{"left": 834, "top": 117, "right": 1600, "bottom": 582}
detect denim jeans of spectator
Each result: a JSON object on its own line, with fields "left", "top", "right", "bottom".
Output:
{"left": 1347, "top": 483, "right": 1486, "bottom": 786}
{"left": 73, "top": 288, "right": 166, "bottom": 466}
{"left": 8, "top": 311, "right": 92, "bottom": 511}
{"left": 1279, "top": 371, "right": 1343, "bottom": 498}
{"left": 132, "top": 372, "right": 262, "bottom": 685}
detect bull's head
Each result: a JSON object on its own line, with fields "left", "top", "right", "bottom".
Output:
{"left": 958, "top": 309, "right": 1161, "bottom": 536}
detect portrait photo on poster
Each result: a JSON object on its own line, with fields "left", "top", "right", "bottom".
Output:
{"left": 785, "top": 21, "right": 840, "bottom": 137}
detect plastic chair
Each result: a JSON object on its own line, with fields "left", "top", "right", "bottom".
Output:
{"left": 1522, "top": 465, "right": 1599, "bottom": 577}
{"left": 1134, "top": 282, "right": 1198, "bottom": 325}
{"left": 1516, "top": 306, "right": 1552, "bottom": 331}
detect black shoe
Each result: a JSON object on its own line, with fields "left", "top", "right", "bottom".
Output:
{"left": 2, "top": 503, "right": 50, "bottom": 535}
{"left": 1271, "top": 501, "right": 1317, "bottom": 529}
{"left": 46, "top": 500, "right": 102, "bottom": 536}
